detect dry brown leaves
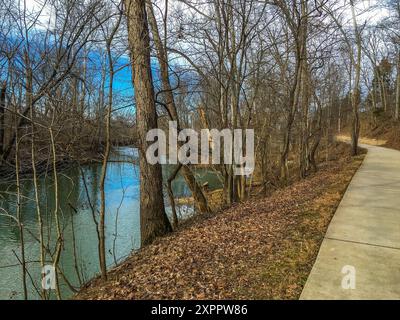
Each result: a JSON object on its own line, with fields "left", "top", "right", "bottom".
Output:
{"left": 76, "top": 146, "right": 364, "bottom": 300}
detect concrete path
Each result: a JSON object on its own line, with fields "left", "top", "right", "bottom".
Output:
{"left": 300, "top": 142, "right": 400, "bottom": 300}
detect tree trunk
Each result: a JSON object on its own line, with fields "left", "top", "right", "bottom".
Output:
{"left": 299, "top": 0, "right": 310, "bottom": 179}
{"left": 309, "top": 93, "right": 323, "bottom": 172}
{"left": 396, "top": 52, "right": 400, "bottom": 121}
{"left": 14, "top": 96, "right": 27, "bottom": 300}
{"left": 166, "top": 164, "right": 182, "bottom": 229}
{"left": 125, "top": 0, "right": 172, "bottom": 247}
{"left": 146, "top": 0, "right": 211, "bottom": 214}
{"left": 378, "top": 72, "right": 388, "bottom": 113}
{"left": 350, "top": 0, "right": 361, "bottom": 156}
{"left": 0, "top": 82, "right": 5, "bottom": 158}
{"left": 98, "top": 12, "right": 122, "bottom": 280}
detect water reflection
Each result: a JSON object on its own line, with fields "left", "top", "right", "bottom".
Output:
{"left": 0, "top": 147, "right": 221, "bottom": 300}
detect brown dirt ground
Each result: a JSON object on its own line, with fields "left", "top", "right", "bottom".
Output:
{"left": 75, "top": 143, "right": 365, "bottom": 300}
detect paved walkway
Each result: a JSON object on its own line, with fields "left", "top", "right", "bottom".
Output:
{"left": 301, "top": 142, "right": 400, "bottom": 299}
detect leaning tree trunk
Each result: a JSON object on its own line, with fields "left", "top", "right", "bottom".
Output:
{"left": 280, "top": 45, "right": 302, "bottom": 183}
{"left": 145, "top": 1, "right": 211, "bottom": 214}
{"left": 125, "top": 0, "right": 172, "bottom": 246}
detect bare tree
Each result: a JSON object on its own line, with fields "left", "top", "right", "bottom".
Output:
{"left": 98, "top": 1, "right": 123, "bottom": 280}
{"left": 125, "top": 0, "right": 172, "bottom": 246}
{"left": 146, "top": 0, "right": 211, "bottom": 215}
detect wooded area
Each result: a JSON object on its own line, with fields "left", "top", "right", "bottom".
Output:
{"left": 0, "top": 0, "right": 399, "bottom": 300}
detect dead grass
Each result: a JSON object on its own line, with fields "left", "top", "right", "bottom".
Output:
{"left": 336, "top": 134, "right": 387, "bottom": 146}
{"left": 341, "top": 114, "right": 400, "bottom": 150}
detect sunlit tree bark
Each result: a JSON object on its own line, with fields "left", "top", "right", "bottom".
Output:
{"left": 125, "top": 0, "right": 172, "bottom": 246}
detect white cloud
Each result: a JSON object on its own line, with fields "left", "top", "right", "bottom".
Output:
{"left": 23, "top": 0, "right": 53, "bottom": 28}
{"left": 344, "top": 0, "right": 389, "bottom": 25}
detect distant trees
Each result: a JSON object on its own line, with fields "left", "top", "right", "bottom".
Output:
{"left": 382, "top": 0, "right": 400, "bottom": 120}
{"left": 0, "top": 0, "right": 132, "bottom": 298}
{"left": 1, "top": 0, "right": 399, "bottom": 297}
{"left": 355, "top": 0, "right": 400, "bottom": 126}
{"left": 169, "top": 0, "right": 270, "bottom": 202}
{"left": 163, "top": 0, "right": 368, "bottom": 188}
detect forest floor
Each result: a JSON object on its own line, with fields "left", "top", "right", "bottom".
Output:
{"left": 76, "top": 143, "right": 366, "bottom": 300}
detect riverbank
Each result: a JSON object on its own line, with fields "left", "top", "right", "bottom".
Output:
{"left": 75, "top": 143, "right": 365, "bottom": 300}
{"left": 0, "top": 143, "right": 137, "bottom": 182}
{"left": 0, "top": 117, "right": 137, "bottom": 181}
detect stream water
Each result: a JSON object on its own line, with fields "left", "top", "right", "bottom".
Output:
{"left": 0, "top": 147, "right": 221, "bottom": 300}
